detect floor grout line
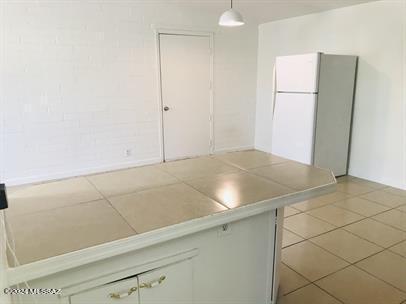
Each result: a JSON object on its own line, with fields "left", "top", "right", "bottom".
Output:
{"left": 308, "top": 282, "right": 346, "bottom": 304}
{"left": 285, "top": 193, "right": 406, "bottom": 241}
{"left": 284, "top": 204, "right": 406, "bottom": 250}
{"left": 309, "top": 262, "right": 406, "bottom": 299}
{"left": 352, "top": 263, "right": 406, "bottom": 295}
{"left": 307, "top": 236, "right": 386, "bottom": 262}
{"left": 281, "top": 185, "right": 406, "bottom": 301}
{"left": 387, "top": 242, "right": 406, "bottom": 258}
{"left": 283, "top": 233, "right": 406, "bottom": 289}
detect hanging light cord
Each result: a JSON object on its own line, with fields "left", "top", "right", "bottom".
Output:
{"left": 231, "top": 0, "right": 233, "bottom": 9}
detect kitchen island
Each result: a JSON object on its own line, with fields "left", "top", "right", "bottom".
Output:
{"left": 2, "top": 150, "right": 335, "bottom": 304}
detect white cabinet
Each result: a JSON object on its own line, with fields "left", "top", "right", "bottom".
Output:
{"left": 70, "top": 276, "right": 139, "bottom": 304}
{"left": 70, "top": 259, "right": 193, "bottom": 304}
{"left": 19, "top": 211, "right": 281, "bottom": 304}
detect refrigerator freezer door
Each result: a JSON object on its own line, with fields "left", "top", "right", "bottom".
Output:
{"left": 275, "top": 53, "right": 320, "bottom": 93}
{"left": 271, "top": 93, "right": 317, "bottom": 165}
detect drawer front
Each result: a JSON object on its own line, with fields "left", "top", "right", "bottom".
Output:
{"left": 70, "top": 277, "right": 139, "bottom": 304}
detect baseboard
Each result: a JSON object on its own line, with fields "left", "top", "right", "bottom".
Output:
{"left": 4, "top": 157, "right": 163, "bottom": 187}
{"left": 344, "top": 171, "right": 406, "bottom": 190}
{"left": 213, "top": 145, "right": 254, "bottom": 154}
{"left": 253, "top": 145, "right": 272, "bottom": 154}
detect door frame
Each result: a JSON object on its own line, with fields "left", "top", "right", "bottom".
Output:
{"left": 153, "top": 27, "right": 215, "bottom": 162}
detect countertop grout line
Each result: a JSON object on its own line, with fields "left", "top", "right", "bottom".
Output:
{"left": 153, "top": 160, "right": 235, "bottom": 211}
{"left": 5, "top": 196, "right": 106, "bottom": 220}
{"left": 101, "top": 180, "right": 183, "bottom": 201}
{"left": 6, "top": 152, "right": 402, "bottom": 275}
{"left": 180, "top": 179, "right": 231, "bottom": 211}
{"left": 211, "top": 153, "right": 306, "bottom": 191}
{"left": 211, "top": 154, "right": 291, "bottom": 171}
{"left": 85, "top": 176, "right": 140, "bottom": 235}
{"left": 156, "top": 156, "right": 302, "bottom": 211}
{"left": 84, "top": 165, "right": 241, "bottom": 232}
{"left": 247, "top": 168, "right": 332, "bottom": 193}
{"left": 154, "top": 157, "right": 243, "bottom": 211}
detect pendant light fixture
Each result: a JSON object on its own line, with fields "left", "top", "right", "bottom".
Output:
{"left": 219, "top": 0, "right": 245, "bottom": 27}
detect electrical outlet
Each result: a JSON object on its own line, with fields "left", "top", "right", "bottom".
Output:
{"left": 125, "top": 149, "right": 132, "bottom": 157}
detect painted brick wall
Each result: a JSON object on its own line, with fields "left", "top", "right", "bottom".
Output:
{"left": 0, "top": 1, "right": 257, "bottom": 185}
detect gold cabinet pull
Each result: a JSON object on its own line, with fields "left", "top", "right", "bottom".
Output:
{"left": 140, "top": 275, "right": 166, "bottom": 289}
{"left": 109, "top": 286, "right": 138, "bottom": 299}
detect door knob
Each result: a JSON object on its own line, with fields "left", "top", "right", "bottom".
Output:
{"left": 163, "top": 106, "right": 170, "bottom": 111}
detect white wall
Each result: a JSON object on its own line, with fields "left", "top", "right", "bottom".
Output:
{"left": 0, "top": 211, "right": 11, "bottom": 304}
{"left": 0, "top": 1, "right": 258, "bottom": 185}
{"left": 255, "top": 0, "right": 406, "bottom": 189}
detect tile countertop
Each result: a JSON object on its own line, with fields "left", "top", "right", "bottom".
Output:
{"left": 5, "top": 150, "right": 335, "bottom": 267}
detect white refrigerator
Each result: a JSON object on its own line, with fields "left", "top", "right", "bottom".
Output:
{"left": 271, "top": 53, "right": 357, "bottom": 176}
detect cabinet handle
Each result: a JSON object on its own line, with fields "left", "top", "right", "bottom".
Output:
{"left": 140, "top": 275, "right": 166, "bottom": 289}
{"left": 109, "top": 286, "right": 138, "bottom": 299}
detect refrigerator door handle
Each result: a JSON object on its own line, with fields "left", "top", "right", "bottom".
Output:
{"left": 272, "top": 64, "right": 277, "bottom": 118}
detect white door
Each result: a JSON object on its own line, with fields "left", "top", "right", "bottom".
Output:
{"left": 138, "top": 259, "right": 194, "bottom": 304}
{"left": 271, "top": 93, "right": 317, "bottom": 164}
{"left": 159, "top": 34, "right": 212, "bottom": 161}
{"left": 275, "top": 53, "right": 320, "bottom": 93}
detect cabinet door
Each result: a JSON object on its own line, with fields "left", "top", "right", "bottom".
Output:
{"left": 138, "top": 259, "right": 193, "bottom": 304}
{"left": 70, "top": 277, "right": 139, "bottom": 304}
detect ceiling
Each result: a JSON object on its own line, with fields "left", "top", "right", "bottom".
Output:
{"left": 174, "top": 0, "right": 378, "bottom": 25}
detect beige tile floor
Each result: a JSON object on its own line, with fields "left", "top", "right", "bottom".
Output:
{"left": 279, "top": 176, "right": 406, "bottom": 304}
